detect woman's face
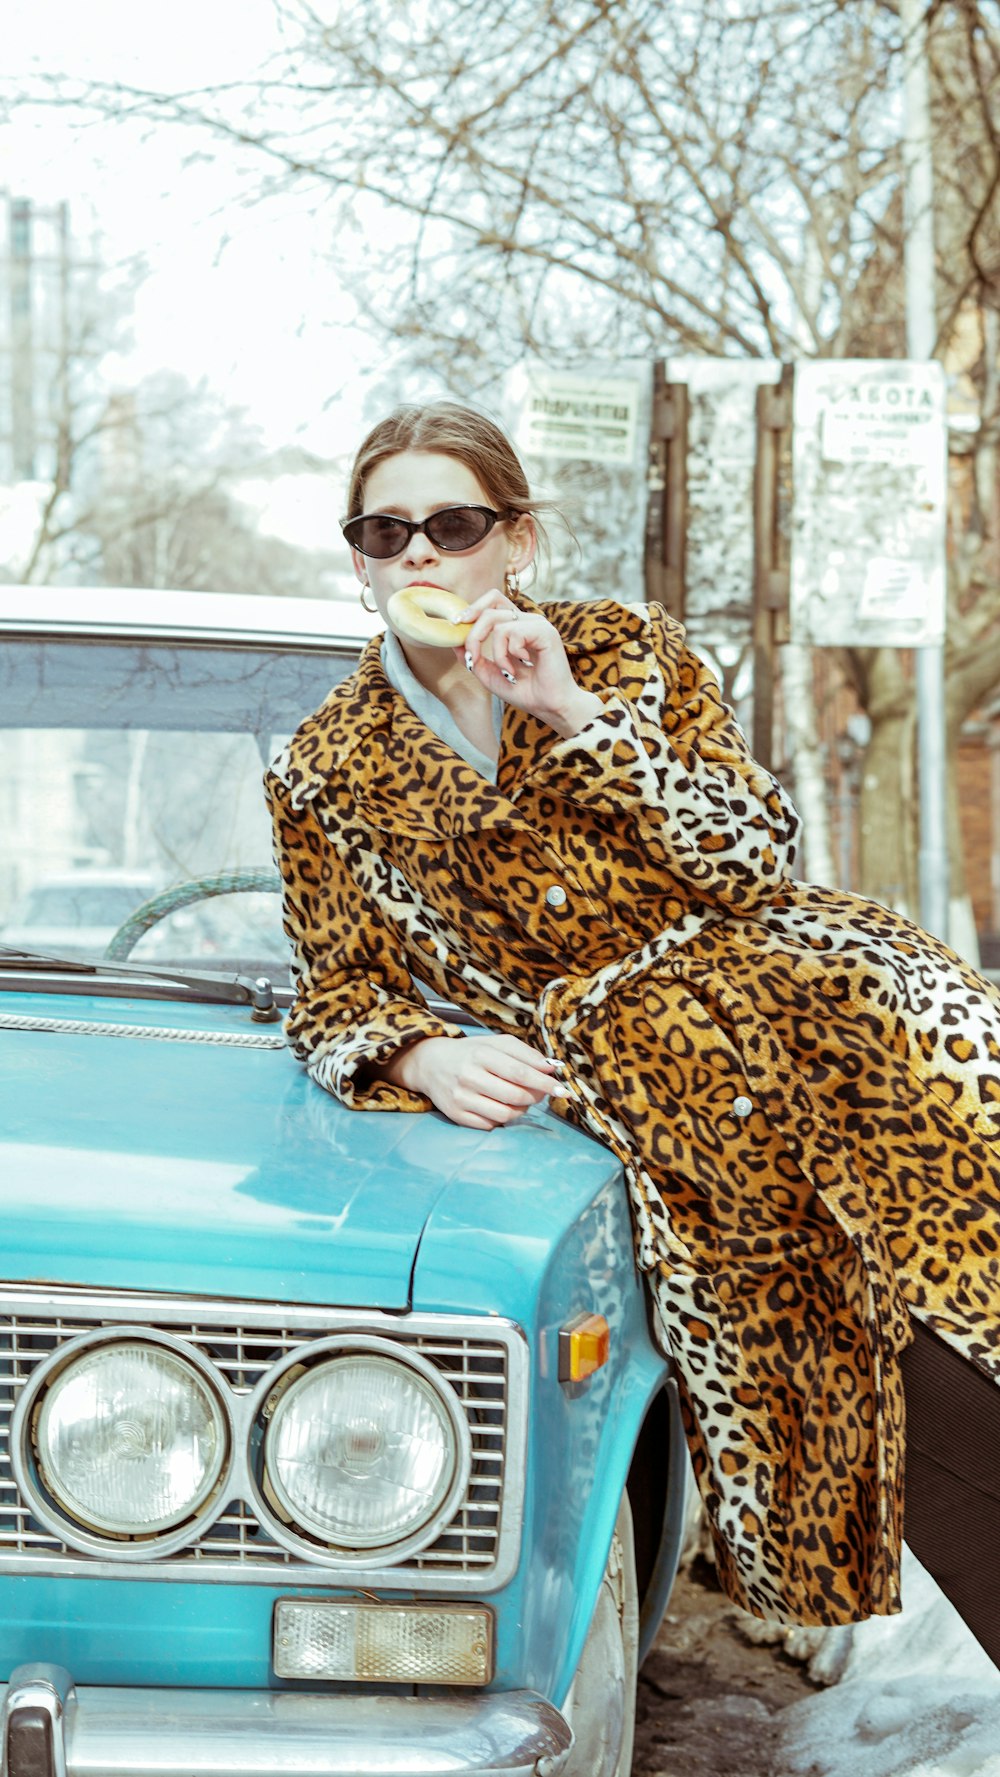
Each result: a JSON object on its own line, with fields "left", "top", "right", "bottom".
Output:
{"left": 351, "top": 450, "right": 536, "bottom": 632}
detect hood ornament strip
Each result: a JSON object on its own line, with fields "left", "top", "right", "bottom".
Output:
{"left": 0, "top": 1013, "right": 286, "bottom": 1049}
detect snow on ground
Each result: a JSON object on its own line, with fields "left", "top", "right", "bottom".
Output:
{"left": 779, "top": 1547, "right": 1000, "bottom": 1776}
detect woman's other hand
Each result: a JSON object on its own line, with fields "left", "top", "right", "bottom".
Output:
{"left": 457, "top": 590, "right": 602, "bottom": 739}
{"left": 379, "top": 1033, "right": 567, "bottom": 1129}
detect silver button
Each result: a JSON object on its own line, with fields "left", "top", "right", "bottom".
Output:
{"left": 545, "top": 885, "right": 568, "bottom": 908}
{"left": 732, "top": 1095, "right": 753, "bottom": 1118}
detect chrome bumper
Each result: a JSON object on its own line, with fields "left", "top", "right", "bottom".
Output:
{"left": 0, "top": 1663, "right": 573, "bottom": 1776}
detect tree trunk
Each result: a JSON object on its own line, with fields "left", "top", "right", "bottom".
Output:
{"left": 854, "top": 660, "right": 983, "bottom": 963}
{"left": 858, "top": 706, "right": 917, "bottom": 916}
{"left": 782, "top": 642, "right": 837, "bottom": 885}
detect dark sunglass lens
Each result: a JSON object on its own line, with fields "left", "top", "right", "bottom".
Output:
{"left": 353, "top": 515, "right": 410, "bottom": 558}
{"left": 367, "top": 516, "right": 412, "bottom": 557}
{"left": 426, "top": 508, "right": 493, "bottom": 551}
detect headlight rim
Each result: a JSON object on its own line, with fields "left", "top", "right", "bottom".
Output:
{"left": 11, "top": 1326, "right": 234, "bottom": 1558}
{"left": 248, "top": 1333, "right": 473, "bottom": 1565}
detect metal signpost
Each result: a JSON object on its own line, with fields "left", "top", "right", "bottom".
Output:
{"left": 902, "top": 0, "right": 950, "bottom": 941}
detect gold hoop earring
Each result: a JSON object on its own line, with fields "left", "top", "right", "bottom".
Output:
{"left": 360, "top": 584, "right": 377, "bottom": 613}
{"left": 505, "top": 570, "right": 521, "bottom": 597}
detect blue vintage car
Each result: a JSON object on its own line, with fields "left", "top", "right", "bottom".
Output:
{"left": 0, "top": 585, "right": 687, "bottom": 1777}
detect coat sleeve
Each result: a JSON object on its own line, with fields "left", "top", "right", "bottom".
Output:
{"left": 266, "top": 769, "right": 461, "bottom": 1110}
{"left": 517, "top": 601, "right": 801, "bottom": 915}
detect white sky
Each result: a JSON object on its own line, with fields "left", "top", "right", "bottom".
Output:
{"left": 2, "top": 0, "right": 378, "bottom": 477}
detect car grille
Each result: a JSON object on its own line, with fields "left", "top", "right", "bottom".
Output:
{"left": 0, "top": 1287, "right": 527, "bottom": 1593}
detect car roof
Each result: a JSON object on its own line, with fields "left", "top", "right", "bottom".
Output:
{"left": 0, "top": 586, "right": 385, "bottom": 650}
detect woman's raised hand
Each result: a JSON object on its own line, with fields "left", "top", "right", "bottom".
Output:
{"left": 385, "top": 1033, "right": 568, "bottom": 1130}
{"left": 457, "top": 589, "right": 602, "bottom": 739}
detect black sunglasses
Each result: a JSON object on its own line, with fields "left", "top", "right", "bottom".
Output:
{"left": 341, "top": 504, "right": 509, "bottom": 560}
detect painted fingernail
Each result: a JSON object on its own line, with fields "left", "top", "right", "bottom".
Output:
{"left": 501, "top": 669, "right": 517, "bottom": 683}
{"left": 546, "top": 1083, "right": 570, "bottom": 1098}
{"left": 465, "top": 651, "right": 474, "bottom": 671}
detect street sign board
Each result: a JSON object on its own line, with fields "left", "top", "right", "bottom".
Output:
{"left": 514, "top": 369, "right": 643, "bottom": 465}
{"left": 790, "top": 360, "right": 947, "bottom": 647}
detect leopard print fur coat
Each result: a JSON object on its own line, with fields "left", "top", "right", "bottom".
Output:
{"left": 266, "top": 593, "right": 1000, "bottom": 1630}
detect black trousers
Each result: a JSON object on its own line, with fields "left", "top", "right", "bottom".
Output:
{"left": 901, "top": 1315, "right": 1000, "bottom": 1670}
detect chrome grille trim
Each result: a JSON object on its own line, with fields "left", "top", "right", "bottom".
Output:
{"left": 0, "top": 1286, "right": 528, "bottom": 1594}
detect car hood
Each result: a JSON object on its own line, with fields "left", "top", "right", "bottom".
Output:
{"left": 0, "top": 991, "right": 553, "bottom": 1310}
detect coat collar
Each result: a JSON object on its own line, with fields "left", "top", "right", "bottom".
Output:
{"left": 277, "top": 593, "right": 667, "bottom": 839}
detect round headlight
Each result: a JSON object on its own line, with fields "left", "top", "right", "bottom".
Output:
{"left": 35, "top": 1341, "right": 227, "bottom": 1536}
{"left": 265, "top": 1353, "right": 458, "bottom": 1550}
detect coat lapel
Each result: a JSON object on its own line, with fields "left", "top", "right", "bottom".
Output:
{"left": 280, "top": 634, "right": 529, "bottom": 841}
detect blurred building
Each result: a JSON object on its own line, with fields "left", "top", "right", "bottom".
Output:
{"left": 957, "top": 720, "right": 1000, "bottom": 966}
{"left": 0, "top": 195, "right": 80, "bottom": 485}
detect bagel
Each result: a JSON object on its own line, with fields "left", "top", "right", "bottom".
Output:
{"left": 387, "top": 583, "right": 473, "bottom": 648}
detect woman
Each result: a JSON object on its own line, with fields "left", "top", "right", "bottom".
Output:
{"left": 266, "top": 401, "right": 1000, "bottom": 1663}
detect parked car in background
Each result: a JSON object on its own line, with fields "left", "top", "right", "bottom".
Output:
{"left": 1, "top": 868, "right": 161, "bottom": 959}
{"left": 0, "top": 584, "right": 686, "bottom": 1777}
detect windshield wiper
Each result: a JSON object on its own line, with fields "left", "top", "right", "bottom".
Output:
{"left": 0, "top": 948, "right": 95, "bottom": 973}
{"left": 0, "top": 947, "right": 281, "bottom": 1018}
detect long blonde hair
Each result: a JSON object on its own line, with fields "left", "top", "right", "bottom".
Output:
{"left": 345, "top": 402, "right": 550, "bottom": 565}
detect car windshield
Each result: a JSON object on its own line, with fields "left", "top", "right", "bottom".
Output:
{"left": 0, "top": 633, "right": 354, "bottom": 980}
{"left": 19, "top": 882, "right": 156, "bottom": 925}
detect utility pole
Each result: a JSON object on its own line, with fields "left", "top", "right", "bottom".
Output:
{"left": 901, "top": 0, "right": 950, "bottom": 942}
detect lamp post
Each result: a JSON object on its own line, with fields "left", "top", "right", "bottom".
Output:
{"left": 901, "top": 0, "right": 950, "bottom": 941}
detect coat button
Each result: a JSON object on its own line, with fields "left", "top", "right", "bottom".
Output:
{"left": 545, "top": 885, "right": 568, "bottom": 907}
{"left": 732, "top": 1095, "right": 753, "bottom": 1117}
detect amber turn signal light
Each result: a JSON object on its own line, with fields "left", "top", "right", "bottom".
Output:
{"left": 558, "top": 1313, "right": 611, "bottom": 1384}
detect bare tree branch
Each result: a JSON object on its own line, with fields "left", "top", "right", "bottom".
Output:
{"left": 17, "top": 0, "right": 1000, "bottom": 917}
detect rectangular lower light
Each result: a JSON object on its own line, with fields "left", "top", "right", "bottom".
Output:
{"left": 273, "top": 1598, "right": 495, "bottom": 1685}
